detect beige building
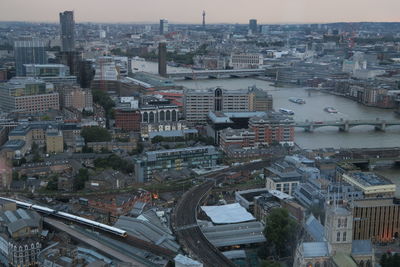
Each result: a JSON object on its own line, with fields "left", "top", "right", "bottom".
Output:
{"left": 46, "top": 127, "right": 64, "bottom": 153}
{"left": 63, "top": 87, "right": 93, "bottom": 111}
{"left": 341, "top": 172, "right": 396, "bottom": 198}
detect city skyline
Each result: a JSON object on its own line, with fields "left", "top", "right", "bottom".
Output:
{"left": 1, "top": 0, "right": 400, "bottom": 24}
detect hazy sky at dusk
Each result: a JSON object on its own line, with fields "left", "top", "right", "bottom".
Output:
{"left": 1, "top": 0, "right": 399, "bottom": 24}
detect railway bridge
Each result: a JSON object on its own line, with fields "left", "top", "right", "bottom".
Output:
{"left": 167, "top": 68, "right": 266, "bottom": 80}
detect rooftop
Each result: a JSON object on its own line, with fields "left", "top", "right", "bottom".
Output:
{"left": 347, "top": 172, "right": 392, "bottom": 187}
{"left": 302, "top": 242, "right": 330, "bottom": 258}
{"left": 201, "top": 203, "right": 255, "bottom": 224}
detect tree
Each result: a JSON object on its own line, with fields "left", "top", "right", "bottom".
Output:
{"left": 73, "top": 168, "right": 90, "bottom": 191}
{"left": 381, "top": 253, "right": 400, "bottom": 267}
{"left": 264, "top": 208, "right": 299, "bottom": 258}
{"left": 46, "top": 174, "right": 58, "bottom": 191}
{"left": 151, "top": 135, "right": 164, "bottom": 144}
{"left": 92, "top": 90, "right": 115, "bottom": 118}
{"left": 81, "top": 126, "right": 111, "bottom": 143}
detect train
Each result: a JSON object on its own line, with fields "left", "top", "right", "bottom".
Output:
{"left": 0, "top": 197, "right": 127, "bottom": 237}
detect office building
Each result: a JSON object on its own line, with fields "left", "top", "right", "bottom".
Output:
{"left": 158, "top": 42, "right": 167, "bottom": 77}
{"left": 219, "top": 128, "right": 255, "bottom": 153}
{"left": 265, "top": 161, "right": 303, "bottom": 196}
{"left": 59, "top": 11, "right": 75, "bottom": 52}
{"left": 61, "top": 86, "right": 93, "bottom": 111}
{"left": 249, "top": 86, "right": 273, "bottom": 111}
{"left": 249, "top": 19, "right": 258, "bottom": 33}
{"left": 14, "top": 39, "right": 47, "bottom": 76}
{"left": 159, "top": 19, "right": 169, "bottom": 35}
{"left": 352, "top": 198, "right": 400, "bottom": 242}
{"left": 0, "top": 77, "right": 59, "bottom": 113}
{"left": 249, "top": 112, "right": 295, "bottom": 146}
{"left": 184, "top": 87, "right": 252, "bottom": 125}
{"left": 140, "top": 97, "right": 179, "bottom": 124}
{"left": 114, "top": 108, "right": 141, "bottom": 132}
{"left": 230, "top": 53, "right": 263, "bottom": 69}
{"left": 134, "top": 146, "right": 220, "bottom": 182}
{"left": 341, "top": 172, "right": 396, "bottom": 198}
{"left": 23, "top": 64, "right": 77, "bottom": 85}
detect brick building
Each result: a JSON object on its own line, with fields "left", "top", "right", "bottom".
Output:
{"left": 249, "top": 112, "right": 295, "bottom": 146}
{"left": 114, "top": 108, "right": 141, "bottom": 132}
{"left": 87, "top": 191, "right": 151, "bottom": 216}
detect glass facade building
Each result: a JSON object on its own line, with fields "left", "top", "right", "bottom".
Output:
{"left": 14, "top": 39, "right": 47, "bottom": 76}
{"left": 134, "top": 146, "right": 221, "bottom": 182}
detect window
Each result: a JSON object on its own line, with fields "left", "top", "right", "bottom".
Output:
{"left": 343, "top": 231, "right": 347, "bottom": 241}
{"left": 336, "top": 232, "right": 340, "bottom": 242}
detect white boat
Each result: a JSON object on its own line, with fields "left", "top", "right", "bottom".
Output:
{"left": 324, "top": 107, "right": 338, "bottom": 113}
{"left": 279, "top": 108, "right": 295, "bottom": 115}
{"left": 289, "top": 97, "right": 306, "bottom": 104}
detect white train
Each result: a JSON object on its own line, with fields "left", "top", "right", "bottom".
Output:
{"left": 0, "top": 197, "right": 127, "bottom": 237}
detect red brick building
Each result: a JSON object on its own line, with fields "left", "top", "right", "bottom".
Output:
{"left": 249, "top": 112, "right": 295, "bottom": 146}
{"left": 219, "top": 128, "right": 255, "bottom": 153}
{"left": 114, "top": 108, "right": 141, "bottom": 132}
{"left": 88, "top": 191, "right": 151, "bottom": 216}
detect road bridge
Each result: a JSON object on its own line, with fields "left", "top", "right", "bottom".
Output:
{"left": 167, "top": 68, "right": 266, "bottom": 80}
{"left": 295, "top": 119, "right": 400, "bottom": 132}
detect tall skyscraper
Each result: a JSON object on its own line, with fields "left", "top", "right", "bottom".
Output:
{"left": 59, "top": 11, "right": 75, "bottom": 52}
{"left": 159, "top": 19, "right": 169, "bottom": 35}
{"left": 249, "top": 19, "right": 258, "bottom": 34}
{"left": 202, "top": 11, "right": 206, "bottom": 27}
{"left": 14, "top": 39, "right": 47, "bottom": 76}
{"left": 158, "top": 43, "right": 167, "bottom": 77}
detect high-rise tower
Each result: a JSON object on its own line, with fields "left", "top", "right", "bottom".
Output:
{"left": 59, "top": 11, "right": 75, "bottom": 52}
{"left": 159, "top": 19, "right": 169, "bottom": 35}
{"left": 158, "top": 43, "right": 167, "bottom": 77}
{"left": 249, "top": 19, "right": 258, "bottom": 34}
{"left": 202, "top": 11, "right": 206, "bottom": 27}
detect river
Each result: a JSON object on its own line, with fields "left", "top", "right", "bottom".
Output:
{"left": 132, "top": 60, "right": 400, "bottom": 150}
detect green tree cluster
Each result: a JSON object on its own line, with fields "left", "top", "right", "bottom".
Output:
{"left": 73, "top": 168, "right": 90, "bottom": 191}
{"left": 94, "top": 154, "right": 134, "bottom": 174}
{"left": 46, "top": 174, "right": 59, "bottom": 191}
{"left": 381, "top": 253, "right": 400, "bottom": 267}
{"left": 263, "top": 208, "right": 299, "bottom": 258}
{"left": 81, "top": 126, "right": 111, "bottom": 143}
{"left": 92, "top": 90, "right": 115, "bottom": 118}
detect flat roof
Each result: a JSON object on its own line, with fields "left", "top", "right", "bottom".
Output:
{"left": 201, "top": 203, "right": 255, "bottom": 224}
{"left": 347, "top": 172, "right": 392, "bottom": 187}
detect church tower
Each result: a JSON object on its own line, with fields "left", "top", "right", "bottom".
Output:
{"left": 324, "top": 201, "right": 353, "bottom": 255}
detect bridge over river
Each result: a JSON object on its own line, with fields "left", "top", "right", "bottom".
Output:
{"left": 295, "top": 119, "right": 400, "bottom": 132}
{"left": 167, "top": 68, "right": 265, "bottom": 80}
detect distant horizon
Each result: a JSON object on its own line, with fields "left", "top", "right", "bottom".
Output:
{"left": 1, "top": 0, "right": 399, "bottom": 25}
{"left": 1, "top": 19, "right": 400, "bottom": 25}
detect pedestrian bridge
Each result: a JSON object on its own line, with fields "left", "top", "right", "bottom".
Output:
{"left": 167, "top": 69, "right": 265, "bottom": 80}
{"left": 295, "top": 119, "right": 400, "bottom": 132}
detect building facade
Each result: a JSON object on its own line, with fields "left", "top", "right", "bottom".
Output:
{"left": 0, "top": 78, "right": 59, "bottom": 113}
{"left": 14, "top": 39, "right": 47, "bottom": 76}
{"left": 229, "top": 53, "right": 263, "bottom": 69}
{"left": 134, "top": 146, "right": 220, "bottom": 182}
{"left": 59, "top": 11, "right": 75, "bottom": 52}
{"left": 249, "top": 112, "right": 295, "bottom": 146}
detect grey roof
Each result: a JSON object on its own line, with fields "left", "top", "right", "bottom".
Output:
{"left": 202, "top": 221, "right": 266, "bottom": 247}
{"left": 352, "top": 240, "right": 373, "bottom": 255}
{"left": 305, "top": 214, "right": 325, "bottom": 242}
{"left": 302, "top": 242, "right": 330, "bottom": 258}
{"left": 114, "top": 215, "right": 179, "bottom": 252}
{"left": 0, "top": 208, "right": 41, "bottom": 235}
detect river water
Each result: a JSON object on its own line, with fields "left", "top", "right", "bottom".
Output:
{"left": 133, "top": 60, "right": 400, "bottom": 149}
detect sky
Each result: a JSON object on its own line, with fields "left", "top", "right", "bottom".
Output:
{"left": 0, "top": 0, "right": 400, "bottom": 24}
